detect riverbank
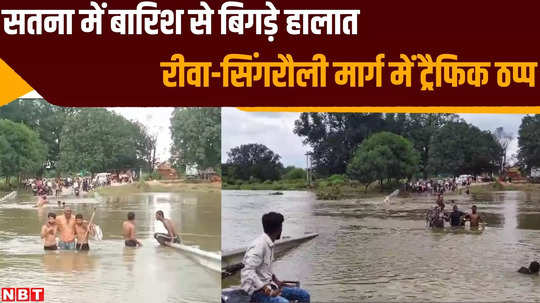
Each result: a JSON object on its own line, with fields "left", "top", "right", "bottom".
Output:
{"left": 471, "top": 181, "right": 540, "bottom": 194}
{"left": 222, "top": 179, "right": 307, "bottom": 190}
{"left": 223, "top": 180, "right": 394, "bottom": 200}
{"left": 97, "top": 180, "right": 221, "bottom": 196}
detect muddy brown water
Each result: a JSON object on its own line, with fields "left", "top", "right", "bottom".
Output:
{"left": 222, "top": 189, "right": 540, "bottom": 302}
{"left": 0, "top": 190, "right": 220, "bottom": 303}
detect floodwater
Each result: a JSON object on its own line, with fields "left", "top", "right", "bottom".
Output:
{"left": 222, "top": 189, "right": 540, "bottom": 302}
{"left": 0, "top": 189, "right": 221, "bottom": 303}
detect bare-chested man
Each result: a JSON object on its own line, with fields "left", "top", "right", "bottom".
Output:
{"left": 465, "top": 205, "right": 483, "bottom": 228}
{"left": 41, "top": 213, "right": 58, "bottom": 250}
{"left": 154, "top": 210, "right": 181, "bottom": 245}
{"left": 55, "top": 206, "right": 76, "bottom": 250}
{"left": 35, "top": 195, "right": 48, "bottom": 208}
{"left": 74, "top": 213, "right": 94, "bottom": 251}
{"left": 123, "top": 212, "right": 142, "bottom": 247}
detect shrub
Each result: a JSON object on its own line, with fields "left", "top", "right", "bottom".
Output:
{"left": 328, "top": 174, "right": 346, "bottom": 185}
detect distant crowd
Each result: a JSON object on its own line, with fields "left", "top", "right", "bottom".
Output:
{"left": 24, "top": 173, "right": 135, "bottom": 197}
{"left": 405, "top": 175, "right": 478, "bottom": 194}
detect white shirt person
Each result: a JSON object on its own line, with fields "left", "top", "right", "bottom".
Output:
{"left": 240, "top": 212, "right": 310, "bottom": 303}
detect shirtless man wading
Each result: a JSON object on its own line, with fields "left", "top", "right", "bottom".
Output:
{"left": 465, "top": 205, "right": 483, "bottom": 228}
{"left": 154, "top": 210, "right": 181, "bottom": 245}
{"left": 123, "top": 212, "right": 142, "bottom": 247}
{"left": 55, "top": 207, "right": 76, "bottom": 250}
{"left": 74, "top": 213, "right": 94, "bottom": 251}
{"left": 41, "top": 213, "right": 58, "bottom": 250}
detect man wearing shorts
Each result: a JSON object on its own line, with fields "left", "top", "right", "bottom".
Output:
{"left": 56, "top": 207, "right": 76, "bottom": 250}
{"left": 154, "top": 210, "right": 181, "bottom": 245}
{"left": 41, "top": 212, "right": 58, "bottom": 250}
{"left": 123, "top": 212, "right": 142, "bottom": 247}
{"left": 74, "top": 213, "right": 94, "bottom": 251}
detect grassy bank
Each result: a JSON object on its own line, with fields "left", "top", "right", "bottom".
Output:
{"left": 222, "top": 179, "right": 308, "bottom": 190}
{"left": 223, "top": 175, "right": 400, "bottom": 200}
{"left": 97, "top": 180, "right": 221, "bottom": 196}
{"left": 470, "top": 182, "right": 540, "bottom": 194}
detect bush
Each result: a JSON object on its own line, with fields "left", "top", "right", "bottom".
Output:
{"left": 135, "top": 180, "right": 150, "bottom": 191}
{"left": 249, "top": 177, "right": 261, "bottom": 184}
{"left": 283, "top": 168, "right": 306, "bottom": 180}
{"left": 328, "top": 174, "right": 346, "bottom": 185}
{"left": 316, "top": 185, "right": 343, "bottom": 200}
{"left": 263, "top": 180, "right": 273, "bottom": 184}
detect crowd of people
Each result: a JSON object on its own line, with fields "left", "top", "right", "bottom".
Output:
{"left": 406, "top": 176, "right": 474, "bottom": 194}
{"left": 29, "top": 173, "right": 137, "bottom": 208}
{"left": 41, "top": 208, "right": 181, "bottom": 251}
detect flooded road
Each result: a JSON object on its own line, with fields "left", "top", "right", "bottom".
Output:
{"left": 0, "top": 190, "right": 221, "bottom": 303}
{"left": 222, "top": 189, "right": 540, "bottom": 302}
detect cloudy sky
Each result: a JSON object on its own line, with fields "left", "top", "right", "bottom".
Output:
{"left": 22, "top": 91, "right": 174, "bottom": 162}
{"left": 222, "top": 108, "right": 526, "bottom": 168}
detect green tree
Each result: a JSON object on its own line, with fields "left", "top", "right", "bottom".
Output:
{"left": 133, "top": 122, "right": 157, "bottom": 171}
{"left": 170, "top": 107, "right": 221, "bottom": 171}
{"left": 226, "top": 144, "right": 283, "bottom": 181}
{"left": 518, "top": 115, "right": 540, "bottom": 172}
{"left": 294, "top": 113, "right": 387, "bottom": 176}
{"left": 429, "top": 121, "right": 500, "bottom": 176}
{"left": 0, "top": 119, "right": 47, "bottom": 183}
{"left": 403, "top": 114, "right": 460, "bottom": 179}
{"left": 347, "top": 132, "right": 419, "bottom": 192}
{"left": 0, "top": 98, "right": 77, "bottom": 170}
{"left": 58, "top": 109, "right": 144, "bottom": 174}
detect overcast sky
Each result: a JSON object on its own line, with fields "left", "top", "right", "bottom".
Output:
{"left": 22, "top": 91, "right": 174, "bottom": 162}
{"left": 222, "top": 108, "right": 526, "bottom": 168}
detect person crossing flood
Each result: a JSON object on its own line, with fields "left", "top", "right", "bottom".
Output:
{"left": 41, "top": 213, "right": 58, "bottom": 250}
{"left": 449, "top": 204, "right": 466, "bottom": 227}
{"left": 35, "top": 195, "right": 48, "bottom": 208}
{"left": 74, "top": 214, "right": 94, "bottom": 251}
{"left": 464, "top": 205, "right": 483, "bottom": 228}
{"left": 241, "top": 212, "right": 311, "bottom": 303}
{"left": 56, "top": 207, "right": 76, "bottom": 250}
{"left": 428, "top": 194, "right": 447, "bottom": 228}
{"left": 154, "top": 210, "right": 181, "bottom": 245}
{"left": 123, "top": 212, "right": 142, "bottom": 247}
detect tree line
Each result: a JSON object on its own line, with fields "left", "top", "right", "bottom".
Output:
{"left": 224, "top": 113, "right": 540, "bottom": 187}
{"left": 0, "top": 100, "right": 221, "bottom": 185}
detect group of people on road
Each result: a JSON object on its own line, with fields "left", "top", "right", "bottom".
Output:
{"left": 427, "top": 194, "right": 483, "bottom": 228}
{"left": 41, "top": 206, "right": 182, "bottom": 251}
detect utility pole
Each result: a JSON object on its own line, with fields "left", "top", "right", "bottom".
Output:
{"left": 305, "top": 152, "right": 312, "bottom": 186}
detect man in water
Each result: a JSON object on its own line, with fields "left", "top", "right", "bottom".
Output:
{"left": 518, "top": 261, "right": 540, "bottom": 274}
{"left": 35, "top": 195, "right": 48, "bottom": 208}
{"left": 154, "top": 210, "right": 181, "bottom": 245}
{"left": 56, "top": 207, "right": 76, "bottom": 250}
{"left": 123, "top": 212, "right": 142, "bottom": 247}
{"left": 41, "top": 212, "right": 58, "bottom": 250}
{"left": 448, "top": 204, "right": 466, "bottom": 227}
{"left": 465, "top": 205, "right": 483, "bottom": 228}
{"left": 74, "top": 214, "right": 94, "bottom": 251}
{"left": 428, "top": 195, "right": 447, "bottom": 228}
{"left": 241, "top": 212, "right": 311, "bottom": 303}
